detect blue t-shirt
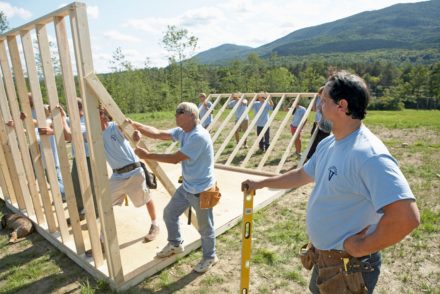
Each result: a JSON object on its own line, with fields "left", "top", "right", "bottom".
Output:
{"left": 198, "top": 102, "right": 213, "bottom": 128}
{"left": 252, "top": 101, "right": 272, "bottom": 127}
{"left": 303, "top": 125, "right": 415, "bottom": 250}
{"left": 291, "top": 106, "right": 306, "bottom": 127}
{"left": 228, "top": 100, "right": 249, "bottom": 121}
{"left": 169, "top": 124, "right": 215, "bottom": 194}
{"left": 102, "top": 122, "right": 142, "bottom": 179}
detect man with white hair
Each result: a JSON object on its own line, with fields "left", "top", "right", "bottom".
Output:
{"left": 128, "top": 102, "right": 218, "bottom": 273}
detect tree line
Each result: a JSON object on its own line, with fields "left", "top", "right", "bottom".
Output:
{"left": 97, "top": 50, "right": 440, "bottom": 113}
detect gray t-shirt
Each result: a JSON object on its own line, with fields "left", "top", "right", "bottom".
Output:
{"left": 303, "top": 125, "right": 415, "bottom": 250}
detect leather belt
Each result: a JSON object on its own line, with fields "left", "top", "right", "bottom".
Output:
{"left": 314, "top": 248, "right": 377, "bottom": 273}
{"left": 113, "top": 162, "right": 141, "bottom": 174}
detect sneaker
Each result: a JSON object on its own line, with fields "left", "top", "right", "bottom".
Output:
{"left": 144, "top": 224, "right": 160, "bottom": 242}
{"left": 193, "top": 256, "right": 219, "bottom": 273}
{"left": 156, "top": 242, "right": 184, "bottom": 258}
{"left": 295, "top": 152, "right": 302, "bottom": 158}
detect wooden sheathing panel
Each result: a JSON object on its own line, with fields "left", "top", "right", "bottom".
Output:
{"left": 3, "top": 38, "right": 57, "bottom": 232}
{"left": 226, "top": 94, "right": 287, "bottom": 166}
{"left": 0, "top": 40, "right": 35, "bottom": 216}
{"left": 21, "top": 29, "right": 70, "bottom": 240}
{"left": 69, "top": 4, "right": 123, "bottom": 281}
{"left": 36, "top": 23, "right": 85, "bottom": 253}
{"left": 1, "top": 38, "right": 46, "bottom": 225}
{"left": 206, "top": 94, "right": 233, "bottom": 133}
{"left": 256, "top": 94, "right": 302, "bottom": 170}
{"left": 214, "top": 94, "right": 258, "bottom": 162}
{"left": 276, "top": 94, "right": 316, "bottom": 173}
{"left": 53, "top": 15, "right": 104, "bottom": 267}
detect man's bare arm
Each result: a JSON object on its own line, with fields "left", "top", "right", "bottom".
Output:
{"left": 135, "top": 147, "right": 188, "bottom": 164}
{"left": 128, "top": 119, "right": 172, "bottom": 141}
{"left": 344, "top": 199, "right": 420, "bottom": 257}
{"left": 241, "top": 168, "right": 313, "bottom": 191}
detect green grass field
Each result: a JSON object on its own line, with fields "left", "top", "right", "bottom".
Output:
{"left": 0, "top": 110, "right": 439, "bottom": 293}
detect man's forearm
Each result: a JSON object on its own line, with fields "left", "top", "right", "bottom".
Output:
{"left": 344, "top": 200, "right": 420, "bottom": 257}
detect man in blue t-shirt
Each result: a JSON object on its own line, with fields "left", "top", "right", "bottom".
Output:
{"left": 198, "top": 93, "right": 213, "bottom": 129}
{"left": 129, "top": 102, "right": 218, "bottom": 273}
{"left": 228, "top": 92, "right": 249, "bottom": 147}
{"left": 242, "top": 71, "right": 419, "bottom": 294}
{"left": 99, "top": 109, "right": 159, "bottom": 242}
{"left": 290, "top": 103, "right": 307, "bottom": 157}
{"left": 252, "top": 93, "right": 273, "bottom": 152}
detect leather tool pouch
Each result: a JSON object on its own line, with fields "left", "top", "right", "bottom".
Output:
{"left": 316, "top": 264, "right": 367, "bottom": 294}
{"left": 199, "top": 183, "right": 221, "bottom": 209}
{"left": 299, "top": 242, "right": 315, "bottom": 270}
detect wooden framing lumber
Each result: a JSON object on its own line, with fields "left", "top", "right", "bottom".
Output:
{"left": 0, "top": 107, "right": 23, "bottom": 208}
{"left": 21, "top": 29, "right": 71, "bottom": 241}
{"left": 206, "top": 94, "right": 233, "bottom": 133}
{"left": 256, "top": 94, "right": 301, "bottom": 170}
{"left": 36, "top": 23, "right": 85, "bottom": 253}
{"left": 226, "top": 94, "right": 287, "bottom": 166}
{"left": 211, "top": 94, "right": 250, "bottom": 144}
{"left": 1, "top": 40, "right": 46, "bottom": 223}
{"left": 54, "top": 13, "right": 104, "bottom": 267}
{"left": 3, "top": 37, "right": 58, "bottom": 231}
{"left": 276, "top": 95, "right": 316, "bottom": 173}
{"left": 0, "top": 39, "right": 36, "bottom": 216}
{"left": 219, "top": 94, "right": 270, "bottom": 163}
{"left": 0, "top": 138, "right": 14, "bottom": 203}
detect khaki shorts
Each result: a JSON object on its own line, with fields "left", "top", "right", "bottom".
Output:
{"left": 110, "top": 171, "right": 151, "bottom": 207}
{"left": 237, "top": 119, "right": 248, "bottom": 132}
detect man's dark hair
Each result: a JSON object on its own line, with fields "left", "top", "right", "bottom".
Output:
{"left": 326, "top": 71, "right": 369, "bottom": 120}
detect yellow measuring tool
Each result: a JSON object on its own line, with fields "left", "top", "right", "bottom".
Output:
{"left": 240, "top": 188, "right": 255, "bottom": 293}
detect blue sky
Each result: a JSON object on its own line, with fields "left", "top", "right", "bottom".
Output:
{"left": 1, "top": 0, "right": 426, "bottom": 73}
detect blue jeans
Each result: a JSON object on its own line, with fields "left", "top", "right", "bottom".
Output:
{"left": 309, "top": 252, "right": 381, "bottom": 294}
{"left": 163, "top": 185, "right": 216, "bottom": 259}
{"left": 256, "top": 126, "right": 270, "bottom": 151}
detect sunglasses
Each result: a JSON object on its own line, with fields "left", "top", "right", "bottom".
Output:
{"left": 175, "top": 109, "right": 186, "bottom": 115}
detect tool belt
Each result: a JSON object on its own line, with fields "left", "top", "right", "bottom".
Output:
{"left": 113, "top": 162, "right": 141, "bottom": 174}
{"left": 199, "top": 183, "right": 221, "bottom": 209}
{"left": 299, "top": 243, "right": 373, "bottom": 294}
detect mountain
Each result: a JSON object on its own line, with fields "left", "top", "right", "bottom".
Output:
{"left": 193, "top": 0, "right": 440, "bottom": 64}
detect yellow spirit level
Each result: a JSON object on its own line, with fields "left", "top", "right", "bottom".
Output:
{"left": 240, "top": 189, "right": 255, "bottom": 293}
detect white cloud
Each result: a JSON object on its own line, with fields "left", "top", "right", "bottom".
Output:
{"left": 103, "top": 30, "right": 141, "bottom": 43}
{"left": 87, "top": 5, "right": 99, "bottom": 20}
{"left": 0, "top": 2, "right": 32, "bottom": 19}
{"left": 124, "top": 17, "right": 173, "bottom": 34}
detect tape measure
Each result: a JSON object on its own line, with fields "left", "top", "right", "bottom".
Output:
{"left": 240, "top": 189, "right": 255, "bottom": 293}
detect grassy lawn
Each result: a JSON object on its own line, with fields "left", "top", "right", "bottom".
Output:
{"left": 0, "top": 109, "right": 439, "bottom": 293}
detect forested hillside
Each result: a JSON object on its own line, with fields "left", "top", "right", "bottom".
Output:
{"left": 85, "top": 53, "right": 439, "bottom": 114}
{"left": 194, "top": 0, "right": 440, "bottom": 64}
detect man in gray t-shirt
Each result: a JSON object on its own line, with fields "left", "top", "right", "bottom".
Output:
{"left": 242, "top": 71, "right": 419, "bottom": 294}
